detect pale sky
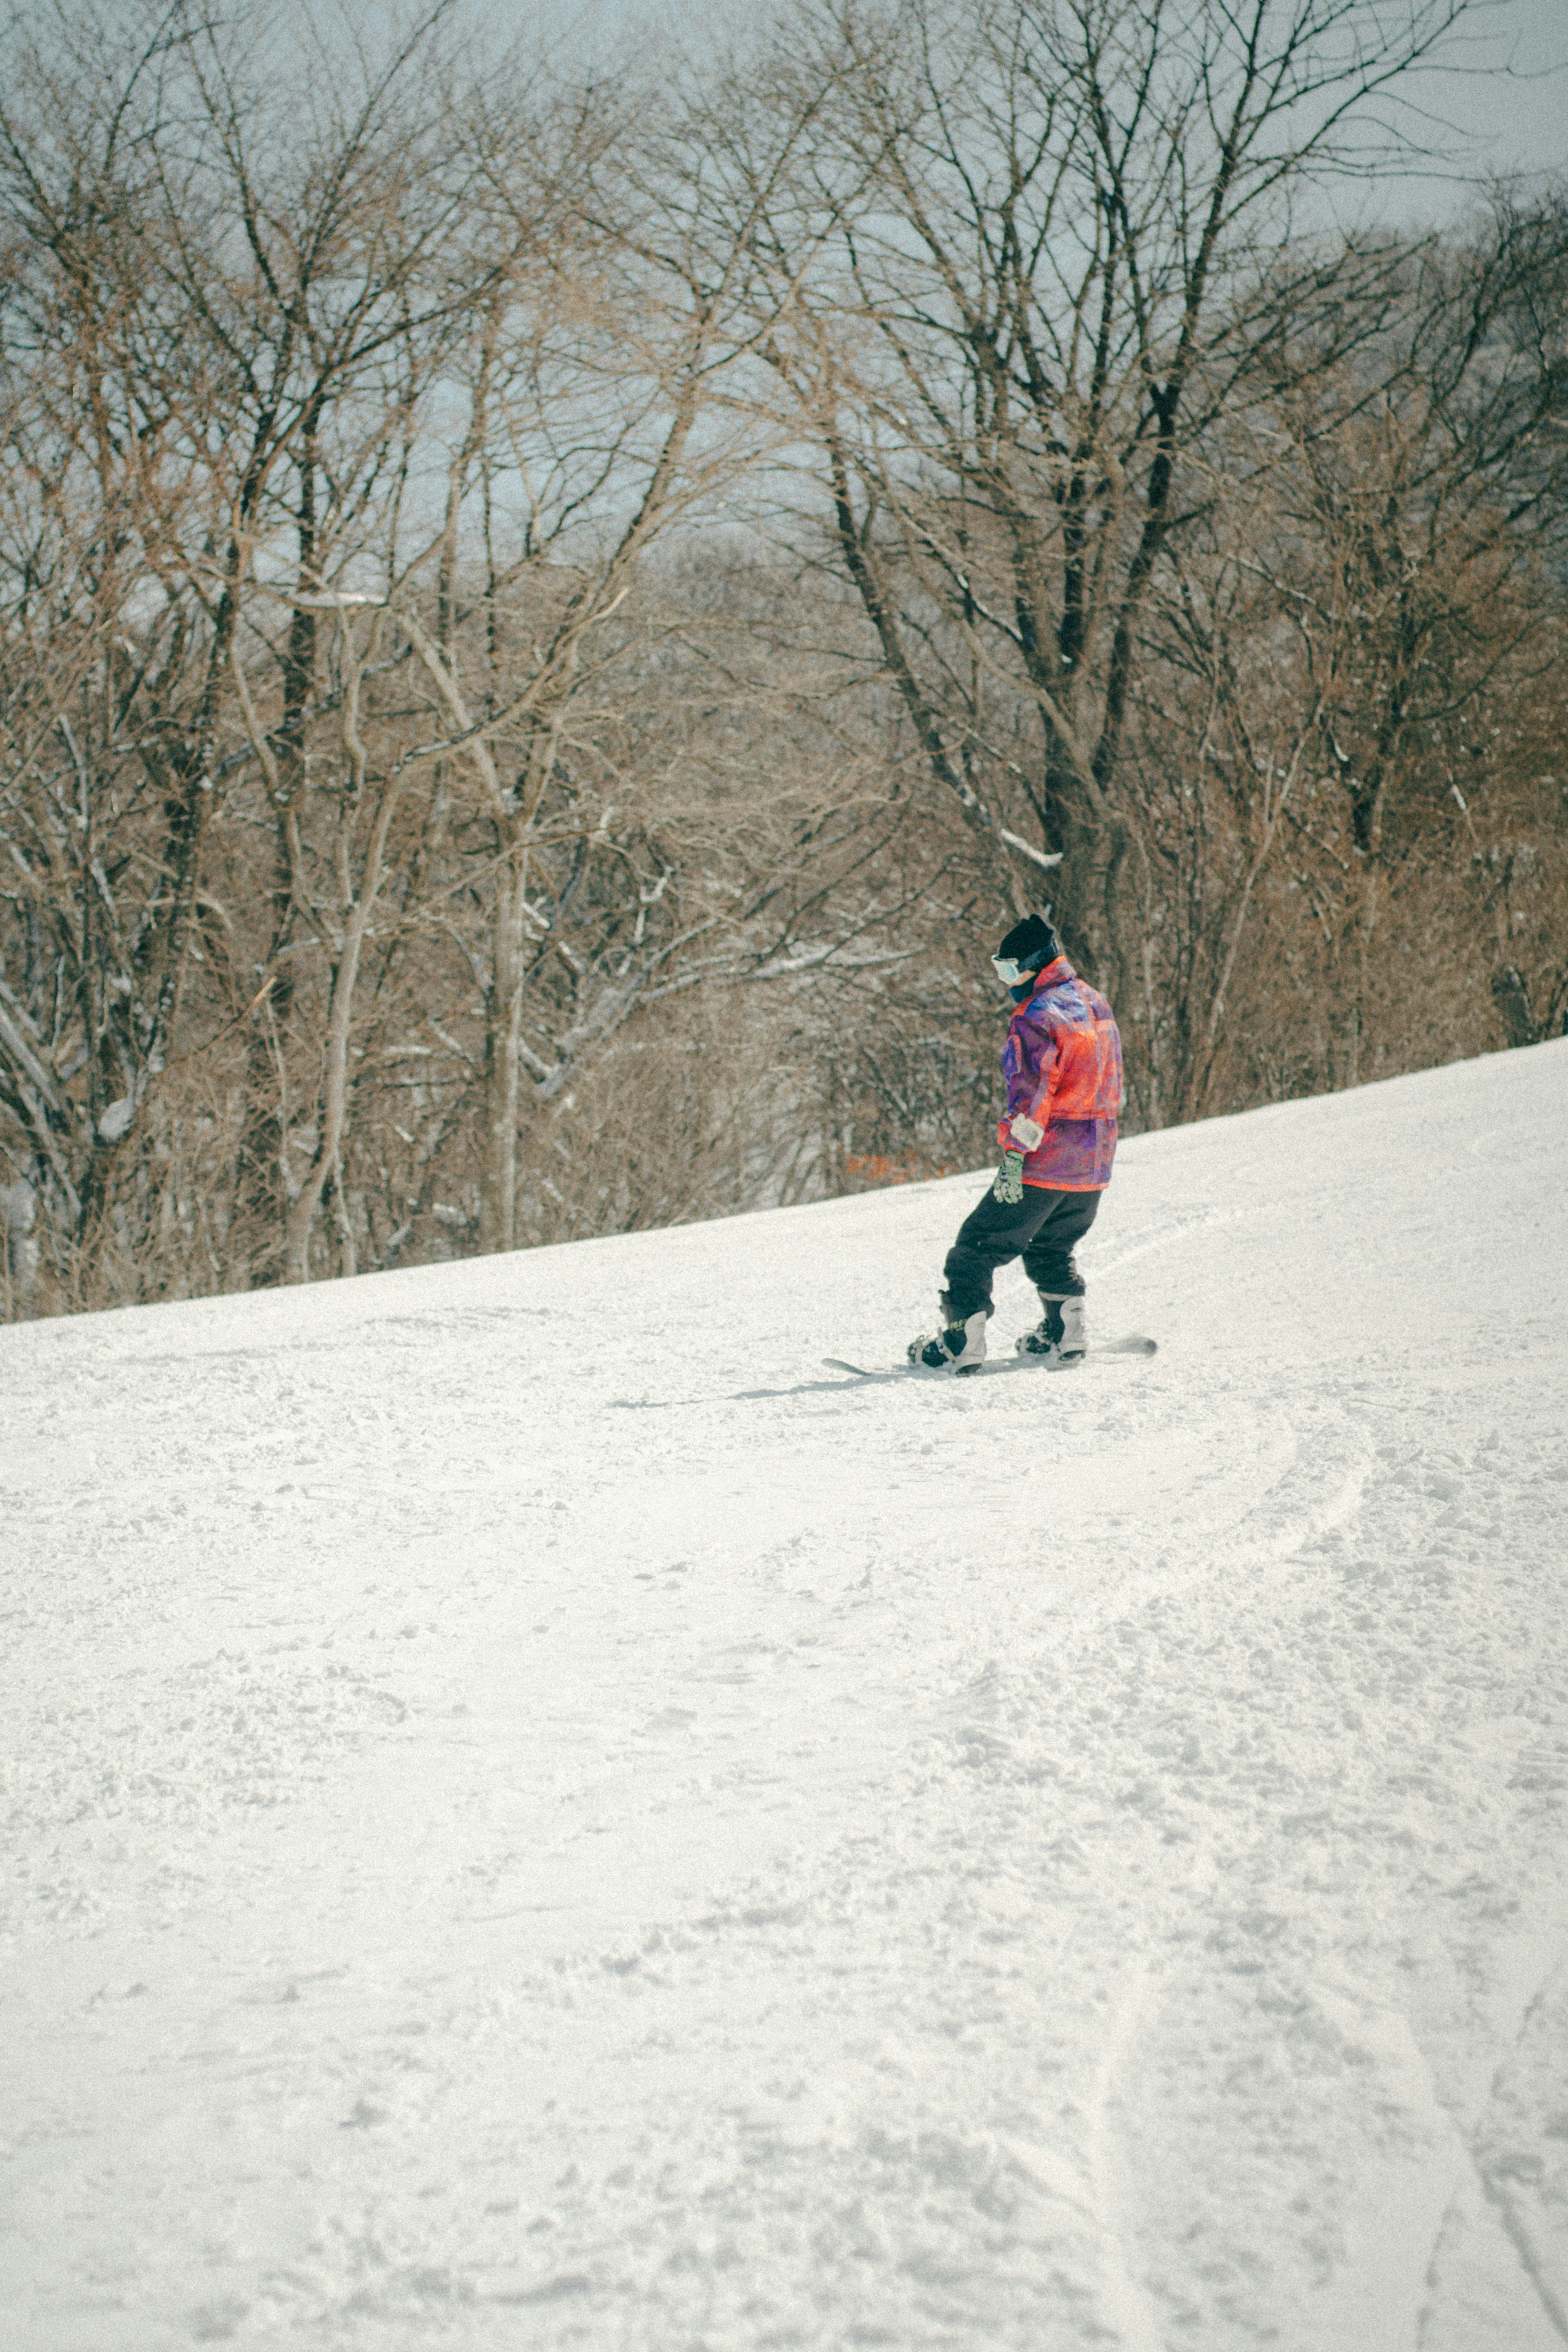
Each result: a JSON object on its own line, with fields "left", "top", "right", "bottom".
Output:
{"left": 555, "top": 0, "right": 1566, "bottom": 224}
{"left": 1376, "top": 0, "right": 1568, "bottom": 217}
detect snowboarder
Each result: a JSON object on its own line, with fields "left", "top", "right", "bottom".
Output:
{"left": 909, "top": 913, "right": 1124, "bottom": 1374}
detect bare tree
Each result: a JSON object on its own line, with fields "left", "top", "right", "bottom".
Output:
{"left": 0, "top": 0, "right": 487, "bottom": 1282}
{"left": 2, "top": 0, "right": 1565, "bottom": 1322}
{"left": 381, "top": 60, "right": 857, "bottom": 1255}
{"left": 1246, "top": 198, "right": 1568, "bottom": 1081}
{"left": 726, "top": 0, "right": 1473, "bottom": 1103}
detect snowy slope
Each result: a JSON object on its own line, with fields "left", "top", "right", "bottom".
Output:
{"left": 3, "top": 1040, "right": 1568, "bottom": 2352}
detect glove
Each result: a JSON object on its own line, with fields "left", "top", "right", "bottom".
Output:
{"left": 992, "top": 1150, "right": 1026, "bottom": 1205}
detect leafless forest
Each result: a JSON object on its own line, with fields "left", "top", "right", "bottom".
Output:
{"left": 2, "top": 0, "right": 1564, "bottom": 1316}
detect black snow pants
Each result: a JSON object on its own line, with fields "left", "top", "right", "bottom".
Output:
{"left": 942, "top": 1182, "right": 1101, "bottom": 1321}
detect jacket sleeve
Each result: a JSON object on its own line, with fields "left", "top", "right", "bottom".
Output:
{"left": 1002, "top": 1012, "right": 1060, "bottom": 1149}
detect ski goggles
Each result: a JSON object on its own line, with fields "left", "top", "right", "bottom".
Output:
{"left": 991, "top": 955, "right": 1035, "bottom": 987}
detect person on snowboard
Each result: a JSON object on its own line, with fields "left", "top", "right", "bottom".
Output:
{"left": 910, "top": 912, "right": 1123, "bottom": 1375}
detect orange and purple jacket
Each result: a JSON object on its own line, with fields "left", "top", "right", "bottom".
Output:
{"left": 997, "top": 956, "right": 1123, "bottom": 1191}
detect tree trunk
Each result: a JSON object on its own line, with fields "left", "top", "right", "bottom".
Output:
{"left": 479, "top": 826, "right": 529, "bottom": 1256}
{"left": 282, "top": 624, "right": 397, "bottom": 1283}
{"left": 283, "top": 910, "right": 368, "bottom": 1284}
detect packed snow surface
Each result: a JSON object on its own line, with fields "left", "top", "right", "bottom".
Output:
{"left": 4, "top": 1042, "right": 1568, "bottom": 2352}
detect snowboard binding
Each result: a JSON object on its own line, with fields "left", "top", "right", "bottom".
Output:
{"left": 1016, "top": 1292, "right": 1087, "bottom": 1369}
{"left": 908, "top": 1299, "right": 988, "bottom": 1375}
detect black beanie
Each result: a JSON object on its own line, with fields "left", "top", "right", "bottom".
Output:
{"left": 998, "top": 912, "right": 1061, "bottom": 970}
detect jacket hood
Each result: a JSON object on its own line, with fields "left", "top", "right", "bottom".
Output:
{"left": 1009, "top": 954, "right": 1074, "bottom": 1005}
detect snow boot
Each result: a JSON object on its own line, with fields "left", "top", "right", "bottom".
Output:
{"left": 1016, "top": 1291, "right": 1087, "bottom": 1368}
{"left": 908, "top": 1294, "right": 988, "bottom": 1376}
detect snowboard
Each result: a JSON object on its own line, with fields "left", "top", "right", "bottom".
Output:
{"left": 822, "top": 1335, "right": 1157, "bottom": 1381}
